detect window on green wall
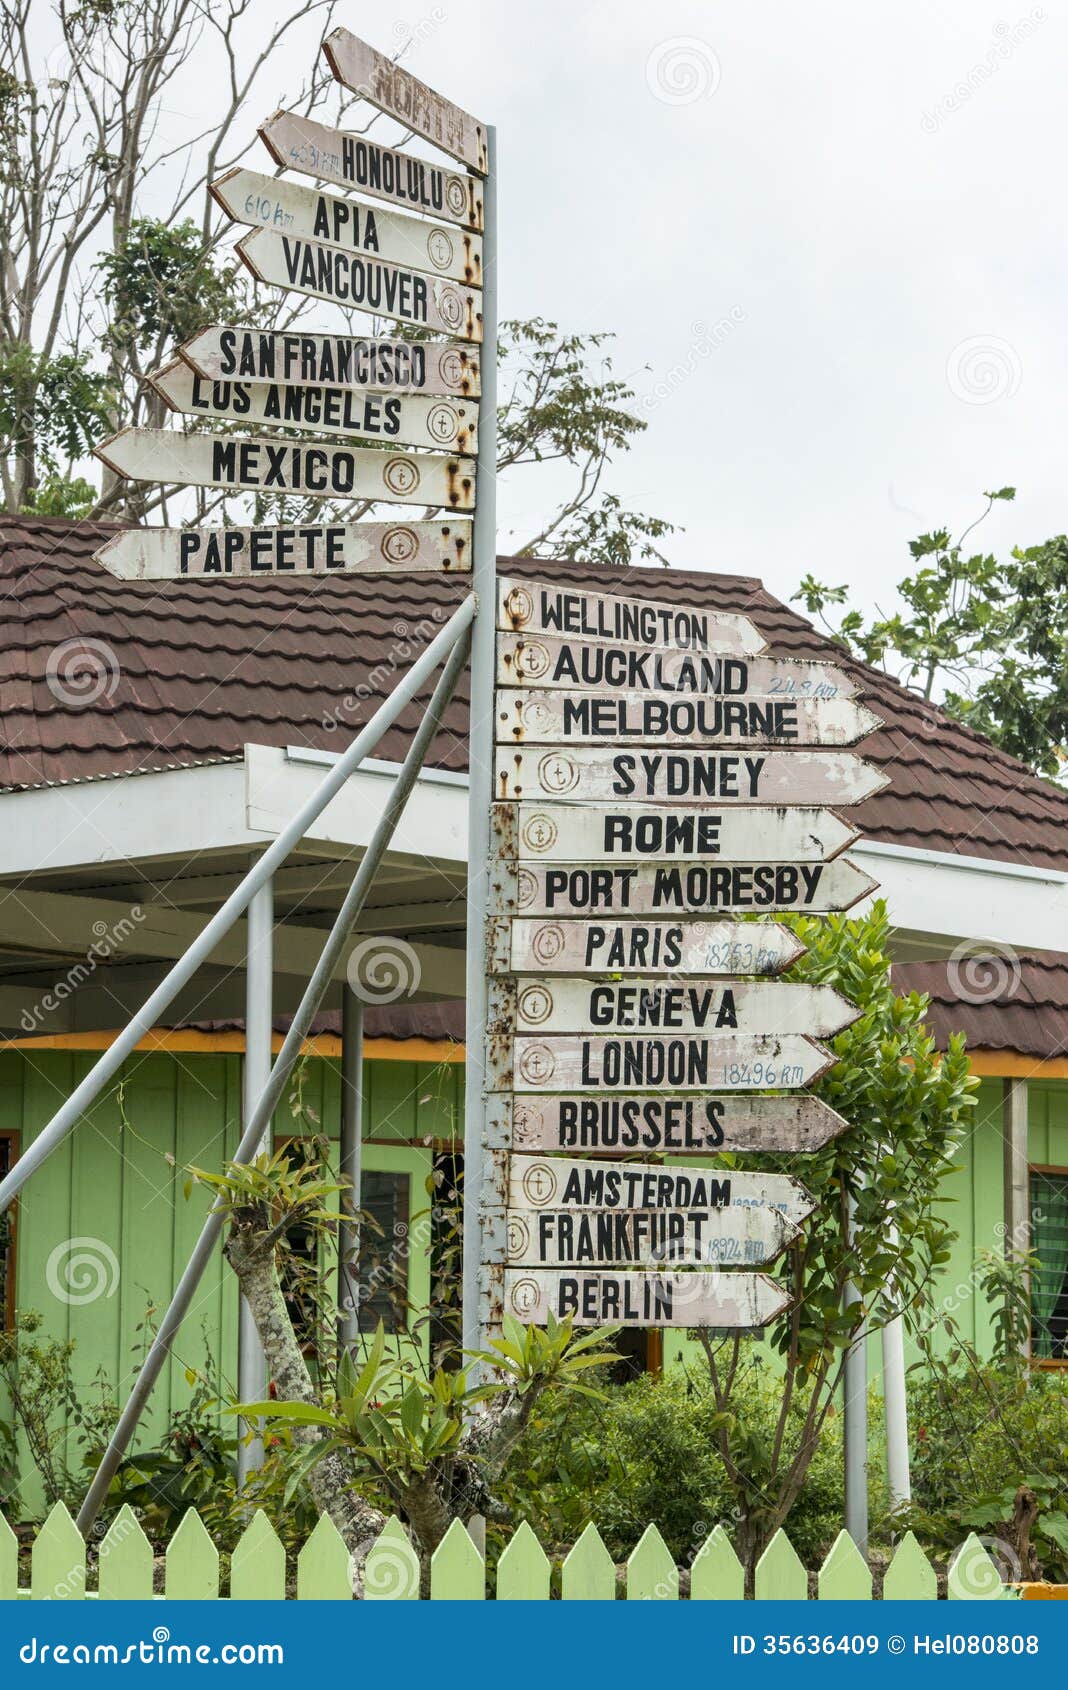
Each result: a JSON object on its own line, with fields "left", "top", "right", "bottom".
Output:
{"left": 1030, "top": 1168, "right": 1068, "bottom": 1362}
{"left": 357, "top": 1171, "right": 411, "bottom": 1334}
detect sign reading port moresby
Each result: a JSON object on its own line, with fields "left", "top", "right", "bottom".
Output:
{"left": 482, "top": 575, "right": 886, "bottom": 1332}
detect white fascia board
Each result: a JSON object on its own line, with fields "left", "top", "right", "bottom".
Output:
{"left": 0, "top": 761, "right": 259, "bottom": 877}
{"left": 851, "top": 838, "right": 1068, "bottom": 954}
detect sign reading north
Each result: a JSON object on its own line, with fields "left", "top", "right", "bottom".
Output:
{"left": 151, "top": 359, "right": 477, "bottom": 454}
{"left": 492, "top": 977, "right": 859, "bottom": 1039}
{"left": 211, "top": 166, "right": 482, "bottom": 285}
{"left": 496, "top": 746, "right": 888, "bottom": 806}
{"left": 504, "top": 858, "right": 877, "bottom": 916}
{"left": 490, "top": 917, "right": 806, "bottom": 976}
{"left": 496, "top": 632, "right": 857, "bottom": 698}
{"left": 237, "top": 228, "right": 482, "bottom": 342}
{"left": 504, "top": 1267, "right": 792, "bottom": 1328}
{"left": 498, "top": 577, "right": 766, "bottom": 656}
{"left": 491, "top": 802, "right": 857, "bottom": 863}
{"left": 93, "top": 521, "right": 471, "bottom": 580}
{"left": 497, "top": 690, "right": 881, "bottom": 747}
{"left": 181, "top": 327, "right": 479, "bottom": 396}
{"left": 494, "top": 1092, "right": 850, "bottom": 1156}
{"left": 93, "top": 429, "right": 475, "bottom": 509}
{"left": 323, "top": 27, "right": 489, "bottom": 174}
{"left": 499, "top": 1033, "right": 833, "bottom": 1094}
{"left": 259, "top": 109, "right": 483, "bottom": 230}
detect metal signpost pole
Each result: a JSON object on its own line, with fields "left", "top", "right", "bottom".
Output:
{"left": 338, "top": 988, "right": 365, "bottom": 1352}
{"left": 461, "top": 123, "right": 498, "bottom": 1375}
{"left": 237, "top": 875, "right": 273, "bottom": 1486}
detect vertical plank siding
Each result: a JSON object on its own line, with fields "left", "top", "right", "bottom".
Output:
{"left": 0, "top": 1505, "right": 1015, "bottom": 1599}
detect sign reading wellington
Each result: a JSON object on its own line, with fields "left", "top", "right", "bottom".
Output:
{"left": 481, "top": 574, "right": 887, "bottom": 1333}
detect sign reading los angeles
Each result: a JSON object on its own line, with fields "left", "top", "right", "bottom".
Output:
{"left": 481, "top": 573, "right": 886, "bottom": 1332}
{"left": 92, "top": 31, "right": 487, "bottom": 584}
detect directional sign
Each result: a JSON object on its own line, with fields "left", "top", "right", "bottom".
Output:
{"left": 150, "top": 359, "right": 478, "bottom": 454}
{"left": 496, "top": 631, "right": 858, "bottom": 698}
{"left": 503, "top": 858, "right": 878, "bottom": 916}
{"left": 495, "top": 746, "right": 889, "bottom": 806}
{"left": 323, "top": 27, "right": 488, "bottom": 174}
{"left": 498, "top": 577, "right": 766, "bottom": 656}
{"left": 508, "top": 1153, "right": 814, "bottom": 1224}
{"left": 502, "top": 1267, "right": 793, "bottom": 1328}
{"left": 491, "top": 977, "right": 860, "bottom": 1039}
{"left": 498, "top": 1033, "right": 834, "bottom": 1094}
{"left": 93, "top": 520, "right": 471, "bottom": 581}
{"left": 237, "top": 228, "right": 483, "bottom": 342}
{"left": 491, "top": 802, "right": 859, "bottom": 864}
{"left": 493, "top": 1092, "right": 851, "bottom": 1156}
{"left": 181, "top": 327, "right": 479, "bottom": 397}
{"left": 93, "top": 429, "right": 476, "bottom": 509}
{"left": 488, "top": 917, "right": 806, "bottom": 976}
{"left": 497, "top": 690, "right": 882, "bottom": 748}
{"left": 259, "top": 109, "right": 483, "bottom": 231}
{"left": 211, "top": 166, "right": 482, "bottom": 285}
{"left": 503, "top": 1203, "right": 796, "bottom": 1267}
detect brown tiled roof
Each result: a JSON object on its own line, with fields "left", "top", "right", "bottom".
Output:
{"left": 3, "top": 513, "right": 1067, "bottom": 870}
{"left": 892, "top": 953, "right": 1068, "bottom": 1060}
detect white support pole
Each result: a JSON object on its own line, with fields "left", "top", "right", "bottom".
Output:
{"left": 337, "top": 988, "right": 364, "bottom": 1353}
{"left": 237, "top": 874, "right": 272, "bottom": 1486}
{"left": 1003, "top": 1076, "right": 1031, "bottom": 1358}
{"left": 461, "top": 122, "right": 498, "bottom": 1378}
{"left": 843, "top": 1192, "right": 868, "bottom": 1552}
{"left": 881, "top": 1308, "right": 911, "bottom": 1512}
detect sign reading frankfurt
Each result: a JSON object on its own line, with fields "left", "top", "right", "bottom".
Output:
{"left": 489, "top": 917, "right": 806, "bottom": 976}
{"left": 504, "top": 1202, "right": 796, "bottom": 1267}
{"left": 503, "top": 1267, "right": 793, "bottom": 1328}
{"left": 259, "top": 109, "right": 483, "bottom": 230}
{"left": 498, "top": 577, "right": 766, "bottom": 655}
{"left": 93, "top": 429, "right": 475, "bottom": 508}
{"left": 180, "top": 327, "right": 480, "bottom": 397}
{"left": 323, "top": 27, "right": 489, "bottom": 174}
{"left": 236, "top": 228, "right": 483, "bottom": 341}
{"left": 500, "top": 857, "right": 878, "bottom": 915}
{"left": 93, "top": 521, "right": 471, "bottom": 580}
{"left": 211, "top": 166, "right": 482, "bottom": 284}
{"left": 490, "top": 802, "right": 859, "bottom": 863}
{"left": 150, "top": 359, "right": 478, "bottom": 454}
{"left": 496, "top": 631, "right": 858, "bottom": 698}
{"left": 491, "top": 1092, "right": 851, "bottom": 1156}
{"left": 495, "top": 746, "right": 888, "bottom": 806}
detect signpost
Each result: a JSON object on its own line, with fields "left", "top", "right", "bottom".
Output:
{"left": 496, "top": 690, "right": 882, "bottom": 747}
{"left": 489, "top": 916, "right": 807, "bottom": 975}
{"left": 498, "top": 576, "right": 767, "bottom": 655}
{"left": 501, "top": 1268, "right": 794, "bottom": 1328}
{"left": 496, "top": 631, "right": 858, "bottom": 697}
{"left": 498, "top": 857, "right": 879, "bottom": 915}
{"left": 93, "top": 521, "right": 471, "bottom": 580}
{"left": 497, "top": 1033, "right": 834, "bottom": 1093}
{"left": 490, "top": 976, "right": 860, "bottom": 1038}
{"left": 491, "top": 1092, "right": 851, "bottom": 1155}
{"left": 323, "top": 27, "right": 489, "bottom": 174}
{"left": 494, "top": 746, "right": 889, "bottom": 805}
{"left": 490, "top": 801, "right": 860, "bottom": 863}
{"left": 503, "top": 1204, "right": 797, "bottom": 1267}
{"left": 180, "top": 326, "right": 479, "bottom": 396}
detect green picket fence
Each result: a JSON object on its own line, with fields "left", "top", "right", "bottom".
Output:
{"left": 0, "top": 1503, "right": 1012, "bottom": 1600}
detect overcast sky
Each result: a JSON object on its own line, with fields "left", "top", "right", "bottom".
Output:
{"left": 35, "top": 0, "right": 1068, "bottom": 617}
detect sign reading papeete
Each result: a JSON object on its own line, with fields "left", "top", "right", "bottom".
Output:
{"left": 93, "top": 520, "right": 471, "bottom": 580}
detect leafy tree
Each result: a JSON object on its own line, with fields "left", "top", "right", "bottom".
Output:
{"left": 695, "top": 903, "right": 976, "bottom": 1569}
{"left": 794, "top": 487, "right": 1068, "bottom": 778}
{"left": 0, "top": 343, "right": 113, "bottom": 509}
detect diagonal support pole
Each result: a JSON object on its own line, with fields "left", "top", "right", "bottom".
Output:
{"left": 75, "top": 624, "right": 472, "bottom": 1536}
{"left": 0, "top": 594, "right": 475, "bottom": 1220}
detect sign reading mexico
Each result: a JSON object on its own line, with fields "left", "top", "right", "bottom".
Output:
{"left": 91, "top": 28, "right": 488, "bottom": 586}
{"left": 482, "top": 575, "right": 886, "bottom": 1332}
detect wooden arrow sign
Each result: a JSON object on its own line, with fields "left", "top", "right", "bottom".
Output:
{"left": 488, "top": 917, "right": 806, "bottom": 976}
{"left": 180, "top": 326, "right": 479, "bottom": 397}
{"left": 496, "top": 631, "right": 858, "bottom": 698}
{"left": 236, "top": 228, "right": 483, "bottom": 342}
{"left": 502, "top": 857, "right": 877, "bottom": 916}
{"left": 492, "top": 1092, "right": 851, "bottom": 1156}
{"left": 496, "top": 690, "right": 883, "bottom": 748}
{"left": 491, "top": 802, "right": 858, "bottom": 864}
{"left": 507, "top": 1154, "right": 815, "bottom": 1225}
{"left": 93, "top": 429, "right": 476, "bottom": 510}
{"left": 495, "top": 746, "right": 889, "bottom": 806}
{"left": 498, "top": 577, "right": 766, "bottom": 656}
{"left": 496, "top": 1033, "right": 834, "bottom": 1093}
{"left": 502, "top": 1203, "right": 796, "bottom": 1268}
{"left": 322, "top": 27, "right": 488, "bottom": 174}
{"left": 491, "top": 977, "right": 859, "bottom": 1039}
{"left": 150, "top": 359, "right": 478, "bottom": 454}
{"left": 502, "top": 1267, "right": 792, "bottom": 1328}
{"left": 93, "top": 520, "right": 471, "bottom": 580}
{"left": 259, "top": 109, "right": 483, "bottom": 231}
{"left": 211, "top": 166, "right": 482, "bottom": 285}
